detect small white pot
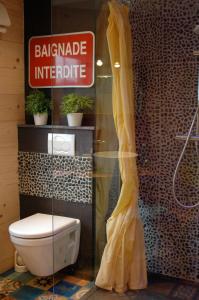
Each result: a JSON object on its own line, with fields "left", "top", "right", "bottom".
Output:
{"left": 33, "top": 113, "right": 48, "bottom": 125}
{"left": 67, "top": 113, "right": 83, "bottom": 126}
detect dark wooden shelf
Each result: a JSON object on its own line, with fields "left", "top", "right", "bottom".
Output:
{"left": 18, "top": 124, "right": 95, "bottom": 130}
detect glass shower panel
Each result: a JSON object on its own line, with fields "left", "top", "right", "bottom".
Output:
{"left": 50, "top": 0, "right": 97, "bottom": 296}
{"left": 94, "top": 1, "right": 119, "bottom": 273}
{"left": 49, "top": 0, "right": 123, "bottom": 295}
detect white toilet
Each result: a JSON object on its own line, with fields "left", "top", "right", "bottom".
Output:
{"left": 9, "top": 213, "right": 80, "bottom": 277}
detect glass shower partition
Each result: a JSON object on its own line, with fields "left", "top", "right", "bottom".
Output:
{"left": 18, "top": 1, "right": 120, "bottom": 299}
{"left": 50, "top": 0, "right": 97, "bottom": 296}
{"left": 49, "top": 0, "right": 122, "bottom": 297}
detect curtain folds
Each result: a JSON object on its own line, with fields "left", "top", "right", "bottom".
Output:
{"left": 95, "top": 0, "right": 147, "bottom": 293}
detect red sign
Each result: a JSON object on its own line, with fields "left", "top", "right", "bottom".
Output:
{"left": 29, "top": 32, "right": 95, "bottom": 88}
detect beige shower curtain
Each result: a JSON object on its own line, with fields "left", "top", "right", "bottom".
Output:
{"left": 95, "top": 0, "right": 147, "bottom": 293}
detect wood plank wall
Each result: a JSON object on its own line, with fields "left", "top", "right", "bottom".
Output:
{"left": 0, "top": 0, "right": 24, "bottom": 273}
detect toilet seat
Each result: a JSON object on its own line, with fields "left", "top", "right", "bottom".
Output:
{"left": 10, "top": 226, "right": 78, "bottom": 247}
{"left": 9, "top": 213, "right": 77, "bottom": 239}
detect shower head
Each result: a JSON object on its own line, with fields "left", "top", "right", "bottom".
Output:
{"left": 193, "top": 24, "right": 199, "bottom": 34}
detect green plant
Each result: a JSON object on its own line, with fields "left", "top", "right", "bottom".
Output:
{"left": 60, "top": 93, "right": 94, "bottom": 115}
{"left": 26, "top": 90, "right": 51, "bottom": 115}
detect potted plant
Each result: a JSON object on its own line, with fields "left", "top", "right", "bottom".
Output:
{"left": 60, "top": 93, "right": 94, "bottom": 126}
{"left": 26, "top": 90, "right": 51, "bottom": 125}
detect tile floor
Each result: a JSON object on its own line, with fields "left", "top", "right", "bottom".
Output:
{"left": 0, "top": 269, "right": 93, "bottom": 300}
{"left": 83, "top": 275, "right": 199, "bottom": 300}
{"left": 0, "top": 270, "right": 198, "bottom": 300}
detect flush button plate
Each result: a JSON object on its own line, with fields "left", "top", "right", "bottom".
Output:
{"left": 48, "top": 133, "right": 75, "bottom": 156}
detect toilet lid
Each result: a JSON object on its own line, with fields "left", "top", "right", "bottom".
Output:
{"left": 9, "top": 213, "right": 78, "bottom": 239}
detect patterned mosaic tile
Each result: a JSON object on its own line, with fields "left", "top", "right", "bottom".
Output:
{"left": 0, "top": 269, "right": 198, "bottom": 300}
{"left": 49, "top": 281, "right": 81, "bottom": 298}
{"left": 129, "top": 0, "right": 199, "bottom": 282}
{"left": 11, "top": 286, "right": 44, "bottom": 300}
{"left": 71, "top": 284, "right": 94, "bottom": 300}
{"left": 0, "top": 270, "right": 93, "bottom": 300}
{"left": 2, "top": 272, "right": 34, "bottom": 284}
{"left": 62, "top": 276, "right": 89, "bottom": 287}
{"left": 0, "top": 279, "right": 22, "bottom": 296}
{"left": 18, "top": 152, "right": 93, "bottom": 204}
{"left": 1, "top": 271, "right": 14, "bottom": 278}
{"left": 27, "top": 276, "right": 55, "bottom": 291}
{"left": 35, "top": 292, "right": 67, "bottom": 300}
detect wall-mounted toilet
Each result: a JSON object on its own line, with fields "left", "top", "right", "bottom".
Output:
{"left": 9, "top": 213, "right": 80, "bottom": 277}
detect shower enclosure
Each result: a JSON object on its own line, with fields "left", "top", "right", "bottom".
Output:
{"left": 23, "top": 0, "right": 199, "bottom": 287}
{"left": 1, "top": 0, "right": 198, "bottom": 299}
{"left": 131, "top": 0, "right": 199, "bottom": 282}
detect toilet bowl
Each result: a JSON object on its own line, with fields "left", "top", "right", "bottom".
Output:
{"left": 9, "top": 213, "right": 80, "bottom": 277}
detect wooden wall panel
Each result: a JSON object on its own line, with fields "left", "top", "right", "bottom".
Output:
{"left": 0, "top": 1, "right": 24, "bottom": 273}
{"left": 0, "top": 41, "right": 24, "bottom": 69}
{"left": 0, "top": 0, "right": 23, "bottom": 44}
{"left": 1, "top": 0, "right": 23, "bottom": 12}
{"left": 0, "top": 94, "right": 24, "bottom": 122}
{"left": 0, "top": 69, "right": 24, "bottom": 95}
{"left": 0, "top": 122, "right": 19, "bottom": 147}
{"left": 0, "top": 184, "right": 19, "bottom": 223}
{"left": 0, "top": 221, "right": 16, "bottom": 273}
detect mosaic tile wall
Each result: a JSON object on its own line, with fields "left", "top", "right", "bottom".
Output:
{"left": 129, "top": 0, "right": 199, "bottom": 281}
{"left": 18, "top": 152, "right": 93, "bottom": 204}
